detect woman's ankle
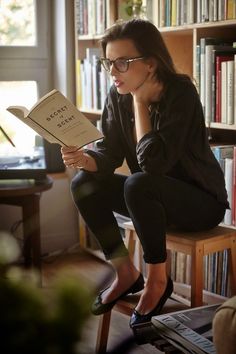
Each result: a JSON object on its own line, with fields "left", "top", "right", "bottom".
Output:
{"left": 111, "top": 256, "right": 140, "bottom": 279}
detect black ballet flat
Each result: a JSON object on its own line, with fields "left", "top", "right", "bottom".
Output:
{"left": 129, "top": 277, "right": 173, "bottom": 328}
{"left": 91, "top": 273, "right": 144, "bottom": 316}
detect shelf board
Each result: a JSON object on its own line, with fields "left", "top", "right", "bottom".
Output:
{"left": 77, "top": 34, "right": 103, "bottom": 41}
{"left": 208, "top": 123, "right": 236, "bottom": 130}
{"left": 80, "top": 108, "right": 102, "bottom": 115}
{"left": 159, "top": 19, "right": 236, "bottom": 33}
{"left": 77, "top": 20, "right": 236, "bottom": 39}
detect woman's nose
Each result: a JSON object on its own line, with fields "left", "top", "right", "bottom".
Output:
{"left": 110, "top": 63, "right": 118, "bottom": 75}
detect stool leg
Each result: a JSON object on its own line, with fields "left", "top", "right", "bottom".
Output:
{"left": 229, "top": 236, "right": 236, "bottom": 294}
{"left": 136, "top": 239, "right": 143, "bottom": 274}
{"left": 166, "top": 250, "right": 172, "bottom": 277}
{"left": 96, "top": 311, "right": 111, "bottom": 354}
{"left": 191, "top": 245, "right": 204, "bottom": 307}
{"left": 124, "top": 229, "right": 136, "bottom": 261}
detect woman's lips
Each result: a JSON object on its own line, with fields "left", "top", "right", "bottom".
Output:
{"left": 114, "top": 79, "right": 123, "bottom": 88}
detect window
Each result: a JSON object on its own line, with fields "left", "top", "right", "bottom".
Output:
{"left": 0, "top": 0, "right": 51, "bottom": 157}
{"left": 0, "top": 0, "right": 36, "bottom": 46}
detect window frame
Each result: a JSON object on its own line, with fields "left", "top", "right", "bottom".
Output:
{"left": 0, "top": 0, "right": 51, "bottom": 97}
{"left": 0, "top": 0, "right": 49, "bottom": 59}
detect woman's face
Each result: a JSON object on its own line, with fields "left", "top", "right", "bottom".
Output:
{"left": 105, "top": 39, "right": 151, "bottom": 95}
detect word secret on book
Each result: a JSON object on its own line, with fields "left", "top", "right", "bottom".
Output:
{"left": 46, "top": 104, "right": 69, "bottom": 121}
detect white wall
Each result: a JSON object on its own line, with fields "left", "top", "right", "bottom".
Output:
{"left": 0, "top": 173, "right": 79, "bottom": 255}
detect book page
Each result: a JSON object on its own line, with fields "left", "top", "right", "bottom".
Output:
{"left": 7, "top": 106, "right": 63, "bottom": 144}
{"left": 7, "top": 106, "right": 29, "bottom": 119}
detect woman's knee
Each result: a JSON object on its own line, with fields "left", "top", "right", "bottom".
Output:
{"left": 124, "top": 173, "right": 149, "bottom": 208}
{"left": 124, "top": 172, "right": 163, "bottom": 202}
{"left": 70, "top": 170, "right": 98, "bottom": 205}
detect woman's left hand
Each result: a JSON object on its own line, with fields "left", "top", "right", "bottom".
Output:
{"left": 61, "top": 146, "right": 98, "bottom": 172}
{"left": 131, "top": 72, "right": 162, "bottom": 107}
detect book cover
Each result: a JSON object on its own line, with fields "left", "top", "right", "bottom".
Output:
{"left": 151, "top": 304, "right": 220, "bottom": 354}
{"left": 6, "top": 89, "right": 103, "bottom": 148}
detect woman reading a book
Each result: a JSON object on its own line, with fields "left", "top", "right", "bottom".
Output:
{"left": 61, "top": 19, "right": 228, "bottom": 327}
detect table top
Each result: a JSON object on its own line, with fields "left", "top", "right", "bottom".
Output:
{"left": 0, "top": 176, "right": 53, "bottom": 197}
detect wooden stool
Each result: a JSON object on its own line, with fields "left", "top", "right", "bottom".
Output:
{"left": 124, "top": 221, "right": 236, "bottom": 307}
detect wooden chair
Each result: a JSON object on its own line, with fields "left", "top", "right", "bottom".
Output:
{"left": 96, "top": 222, "right": 236, "bottom": 353}
{"left": 124, "top": 221, "right": 236, "bottom": 307}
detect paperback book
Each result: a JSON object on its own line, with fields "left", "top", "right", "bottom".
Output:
{"left": 7, "top": 89, "right": 103, "bottom": 148}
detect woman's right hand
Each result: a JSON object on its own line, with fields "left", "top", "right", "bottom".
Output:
{"left": 61, "top": 146, "right": 98, "bottom": 172}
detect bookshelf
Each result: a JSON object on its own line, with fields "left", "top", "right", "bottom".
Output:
{"left": 73, "top": 1, "right": 236, "bottom": 299}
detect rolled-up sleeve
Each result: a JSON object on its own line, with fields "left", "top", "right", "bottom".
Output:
{"left": 136, "top": 83, "right": 199, "bottom": 175}
{"left": 86, "top": 93, "right": 125, "bottom": 175}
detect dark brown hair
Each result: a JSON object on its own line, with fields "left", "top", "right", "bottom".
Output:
{"left": 100, "top": 19, "right": 189, "bottom": 83}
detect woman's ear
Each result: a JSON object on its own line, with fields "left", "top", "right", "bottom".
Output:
{"left": 146, "top": 57, "right": 157, "bottom": 73}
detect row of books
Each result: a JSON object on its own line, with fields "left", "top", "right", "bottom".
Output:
{"left": 204, "top": 250, "right": 230, "bottom": 296}
{"left": 75, "top": 0, "right": 112, "bottom": 36}
{"left": 155, "top": 0, "right": 236, "bottom": 28}
{"left": 169, "top": 250, "right": 230, "bottom": 297}
{"left": 195, "top": 38, "right": 236, "bottom": 125}
{"left": 76, "top": 48, "right": 112, "bottom": 111}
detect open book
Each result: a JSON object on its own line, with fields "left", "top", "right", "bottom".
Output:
{"left": 7, "top": 89, "right": 103, "bottom": 148}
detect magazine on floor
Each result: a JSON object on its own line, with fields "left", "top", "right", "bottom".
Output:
{"left": 151, "top": 304, "right": 220, "bottom": 354}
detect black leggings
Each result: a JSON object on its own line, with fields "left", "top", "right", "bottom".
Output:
{"left": 71, "top": 171, "right": 226, "bottom": 264}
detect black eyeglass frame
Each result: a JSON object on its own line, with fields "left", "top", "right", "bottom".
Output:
{"left": 100, "top": 56, "right": 145, "bottom": 73}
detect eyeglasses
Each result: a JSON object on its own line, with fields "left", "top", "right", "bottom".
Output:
{"left": 100, "top": 56, "right": 145, "bottom": 73}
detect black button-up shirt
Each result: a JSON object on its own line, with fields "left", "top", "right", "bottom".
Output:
{"left": 87, "top": 76, "right": 228, "bottom": 207}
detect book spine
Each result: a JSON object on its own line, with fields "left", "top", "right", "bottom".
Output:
{"left": 208, "top": 0, "right": 214, "bottom": 22}
{"left": 205, "top": 44, "right": 214, "bottom": 123}
{"left": 196, "top": 0, "right": 202, "bottom": 23}
{"left": 200, "top": 38, "right": 206, "bottom": 113}
{"left": 232, "top": 146, "right": 236, "bottom": 226}
{"left": 235, "top": 55, "right": 236, "bottom": 128}
{"left": 213, "top": 0, "right": 218, "bottom": 21}
{"left": 171, "top": 0, "right": 177, "bottom": 26}
{"left": 159, "top": 0, "right": 166, "bottom": 27}
{"left": 195, "top": 44, "right": 201, "bottom": 93}
{"left": 224, "top": 158, "right": 233, "bottom": 225}
{"left": 221, "top": 61, "right": 227, "bottom": 124}
{"left": 226, "top": 60, "right": 234, "bottom": 124}
{"left": 76, "top": 59, "right": 82, "bottom": 108}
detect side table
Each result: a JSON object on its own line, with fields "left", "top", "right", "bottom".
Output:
{"left": 0, "top": 176, "right": 53, "bottom": 281}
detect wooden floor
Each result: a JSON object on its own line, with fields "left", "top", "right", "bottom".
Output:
{"left": 42, "top": 245, "right": 162, "bottom": 354}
